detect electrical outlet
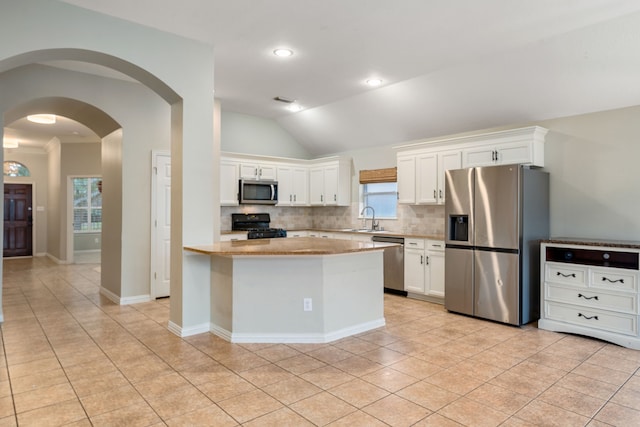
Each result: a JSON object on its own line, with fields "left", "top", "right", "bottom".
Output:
{"left": 303, "top": 298, "right": 312, "bottom": 312}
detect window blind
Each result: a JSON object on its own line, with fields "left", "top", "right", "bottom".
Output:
{"left": 359, "top": 167, "right": 397, "bottom": 184}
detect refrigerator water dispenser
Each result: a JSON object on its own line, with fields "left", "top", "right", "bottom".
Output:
{"left": 449, "top": 215, "right": 469, "bottom": 242}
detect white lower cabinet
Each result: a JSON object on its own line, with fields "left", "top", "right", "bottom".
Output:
{"left": 539, "top": 242, "right": 640, "bottom": 349}
{"left": 404, "top": 239, "right": 445, "bottom": 302}
{"left": 428, "top": 242, "right": 445, "bottom": 298}
{"left": 308, "top": 231, "right": 337, "bottom": 239}
{"left": 286, "top": 231, "right": 308, "bottom": 238}
{"left": 219, "top": 233, "right": 247, "bottom": 242}
{"left": 405, "top": 239, "right": 426, "bottom": 293}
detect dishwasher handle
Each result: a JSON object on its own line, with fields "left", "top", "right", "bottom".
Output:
{"left": 371, "top": 236, "right": 404, "bottom": 245}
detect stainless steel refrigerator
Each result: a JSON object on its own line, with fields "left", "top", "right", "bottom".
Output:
{"left": 444, "top": 164, "right": 549, "bottom": 325}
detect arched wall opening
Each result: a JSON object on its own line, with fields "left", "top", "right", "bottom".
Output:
{"left": 0, "top": 39, "right": 216, "bottom": 333}
{"left": 4, "top": 97, "right": 124, "bottom": 296}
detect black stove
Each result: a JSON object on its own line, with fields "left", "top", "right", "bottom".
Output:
{"left": 231, "top": 213, "right": 287, "bottom": 239}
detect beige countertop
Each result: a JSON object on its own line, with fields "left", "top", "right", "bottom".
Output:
{"left": 185, "top": 236, "right": 398, "bottom": 256}
{"left": 542, "top": 238, "right": 640, "bottom": 250}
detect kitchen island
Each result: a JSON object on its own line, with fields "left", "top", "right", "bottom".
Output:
{"left": 184, "top": 237, "right": 394, "bottom": 343}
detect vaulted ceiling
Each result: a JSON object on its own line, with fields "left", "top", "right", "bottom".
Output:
{"left": 12, "top": 1, "right": 640, "bottom": 155}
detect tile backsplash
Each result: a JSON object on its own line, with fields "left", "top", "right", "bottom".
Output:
{"left": 221, "top": 204, "right": 445, "bottom": 237}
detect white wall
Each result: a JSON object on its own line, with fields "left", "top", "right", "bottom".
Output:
{"left": 539, "top": 106, "right": 640, "bottom": 241}
{"left": 221, "top": 111, "right": 312, "bottom": 159}
{"left": 1, "top": 0, "right": 216, "bottom": 331}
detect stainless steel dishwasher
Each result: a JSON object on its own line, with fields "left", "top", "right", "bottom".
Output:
{"left": 371, "top": 235, "right": 406, "bottom": 296}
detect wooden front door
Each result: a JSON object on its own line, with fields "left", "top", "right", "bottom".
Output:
{"left": 4, "top": 184, "right": 33, "bottom": 257}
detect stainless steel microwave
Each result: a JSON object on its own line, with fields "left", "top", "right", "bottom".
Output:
{"left": 239, "top": 179, "right": 278, "bottom": 204}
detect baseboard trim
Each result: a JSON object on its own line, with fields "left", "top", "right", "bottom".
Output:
{"left": 168, "top": 321, "right": 211, "bottom": 337}
{"left": 99, "top": 287, "right": 151, "bottom": 305}
{"left": 210, "top": 318, "right": 386, "bottom": 344}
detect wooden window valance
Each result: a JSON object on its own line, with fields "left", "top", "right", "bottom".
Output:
{"left": 359, "top": 167, "right": 397, "bottom": 184}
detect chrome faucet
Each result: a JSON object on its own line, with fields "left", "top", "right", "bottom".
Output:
{"left": 361, "top": 206, "right": 378, "bottom": 230}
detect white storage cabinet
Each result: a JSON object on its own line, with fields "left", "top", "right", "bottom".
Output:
{"left": 308, "top": 158, "right": 351, "bottom": 206}
{"left": 539, "top": 242, "right": 640, "bottom": 349}
{"left": 277, "top": 165, "right": 309, "bottom": 206}
{"left": 404, "top": 239, "right": 445, "bottom": 302}
{"left": 220, "top": 159, "right": 240, "bottom": 206}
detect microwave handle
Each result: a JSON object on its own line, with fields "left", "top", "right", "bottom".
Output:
{"left": 271, "top": 184, "right": 275, "bottom": 201}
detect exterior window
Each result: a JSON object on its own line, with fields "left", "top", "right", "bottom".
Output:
{"left": 73, "top": 177, "right": 102, "bottom": 232}
{"left": 3, "top": 161, "right": 30, "bottom": 177}
{"left": 361, "top": 182, "right": 398, "bottom": 218}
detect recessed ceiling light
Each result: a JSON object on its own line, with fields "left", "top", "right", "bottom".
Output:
{"left": 287, "top": 103, "right": 303, "bottom": 112}
{"left": 366, "top": 78, "right": 383, "bottom": 87}
{"left": 27, "top": 114, "right": 56, "bottom": 124}
{"left": 273, "top": 48, "right": 294, "bottom": 57}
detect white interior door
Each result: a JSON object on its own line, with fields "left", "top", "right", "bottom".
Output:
{"left": 152, "top": 152, "right": 171, "bottom": 298}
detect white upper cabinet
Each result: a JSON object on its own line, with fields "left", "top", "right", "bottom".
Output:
{"left": 277, "top": 165, "right": 308, "bottom": 206}
{"left": 239, "top": 162, "right": 277, "bottom": 180}
{"left": 404, "top": 149, "right": 461, "bottom": 205}
{"left": 220, "top": 159, "right": 240, "bottom": 206}
{"left": 397, "top": 155, "right": 416, "bottom": 204}
{"left": 221, "top": 153, "right": 350, "bottom": 208}
{"left": 438, "top": 150, "right": 462, "bottom": 203}
{"left": 461, "top": 127, "right": 547, "bottom": 168}
{"left": 309, "top": 158, "right": 351, "bottom": 206}
{"left": 416, "top": 152, "right": 438, "bottom": 204}
{"left": 396, "top": 126, "right": 547, "bottom": 205}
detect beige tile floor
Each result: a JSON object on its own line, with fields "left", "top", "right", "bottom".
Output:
{"left": 1, "top": 257, "right": 640, "bottom": 426}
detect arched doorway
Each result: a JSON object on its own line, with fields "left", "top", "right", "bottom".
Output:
{"left": 0, "top": 0, "right": 218, "bottom": 334}
{"left": 0, "top": 54, "right": 188, "bottom": 324}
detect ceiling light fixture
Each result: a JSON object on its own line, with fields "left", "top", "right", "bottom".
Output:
{"left": 273, "top": 48, "right": 294, "bottom": 57}
{"left": 366, "top": 78, "right": 383, "bottom": 87}
{"left": 287, "top": 103, "right": 303, "bottom": 112}
{"left": 27, "top": 114, "right": 56, "bottom": 124}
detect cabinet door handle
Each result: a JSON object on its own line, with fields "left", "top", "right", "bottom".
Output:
{"left": 557, "top": 272, "right": 576, "bottom": 278}
{"left": 578, "top": 293, "right": 599, "bottom": 301}
{"left": 433, "top": 190, "right": 437, "bottom": 199}
{"left": 578, "top": 313, "right": 599, "bottom": 321}
{"left": 602, "top": 277, "right": 624, "bottom": 284}
{"left": 409, "top": 242, "right": 418, "bottom": 246}
{"left": 289, "top": 194, "right": 292, "bottom": 202}
{"left": 320, "top": 194, "right": 323, "bottom": 202}
{"left": 425, "top": 256, "right": 429, "bottom": 265}
{"left": 439, "top": 189, "right": 443, "bottom": 199}
{"left": 334, "top": 194, "right": 337, "bottom": 202}
{"left": 294, "top": 194, "right": 297, "bottom": 202}
{"left": 420, "top": 255, "right": 423, "bottom": 265}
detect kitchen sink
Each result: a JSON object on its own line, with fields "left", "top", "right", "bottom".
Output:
{"left": 339, "top": 228, "right": 391, "bottom": 233}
